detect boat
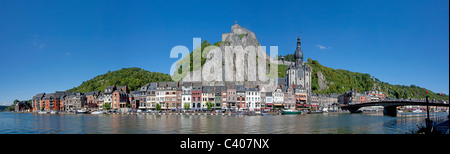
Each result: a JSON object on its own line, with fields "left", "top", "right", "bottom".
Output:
{"left": 307, "top": 110, "right": 323, "bottom": 114}
{"left": 281, "top": 109, "right": 301, "bottom": 115}
{"left": 236, "top": 112, "right": 245, "bottom": 115}
{"left": 91, "top": 111, "right": 104, "bottom": 114}
{"left": 50, "top": 110, "right": 59, "bottom": 114}
{"left": 75, "top": 109, "right": 89, "bottom": 114}
{"left": 38, "top": 111, "right": 49, "bottom": 114}
{"left": 413, "top": 109, "right": 423, "bottom": 113}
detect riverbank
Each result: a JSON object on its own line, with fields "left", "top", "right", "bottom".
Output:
{"left": 17, "top": 110, "right": 350, "bottom": 116}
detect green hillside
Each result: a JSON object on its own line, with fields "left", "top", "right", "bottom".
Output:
{"left": 304, "top": 58, "right": 449, "bottom": 101}
{"left": 67, "top": 67, "right": 173, "bottom": 93}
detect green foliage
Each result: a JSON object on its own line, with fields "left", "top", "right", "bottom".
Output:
{"left": 276, "top": 54, "right": 295, "bottom": 62}
{"left": 67, "top": 67, "right": 173, "bottom": 93}
{"left": 155, "top": 103, "right": 161, "bottom": 111}
{"left": 206, "top": 101, "right": 214, "bottom": 111}
{"left": 183, "top": 103, "right": 190, "bottom": 111}
{"left": 273, "top": 55, "right": 449, "bottom": 101}
{"left": 172, "top": 40, "right": 223, "bottom": 81}
{"left": 103, "top": 103, "right": 111, "bottom": 110}
{"left": 238, "top": 34, "right": 248, "bottom": 39}
{"left": 13, "top": 99, "right": 19, "bottom": 105}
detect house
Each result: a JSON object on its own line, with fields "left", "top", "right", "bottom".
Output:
{"left": 65, "top": 92, "right": 86, "bottom": 111}
{"left": 245, "top": 87, "right": 260, "bottom": 111}
{"left": 117, "top": 85, "right": 129, "bottom": 93}
{"left": 225, "top": 83, "right": 237, "bottom": 110}
{"left": 156, "top": 82, "right": 167, "bottom": 109}
{"left": 32, "top": 93, "right": 45, "bottom": 111}
{"left": 43, "top": 93, "right": 61, "bottom": 111}
{"left": 182, "top": 82, "right": 192, "bottom": 110}
{"left": 102, "top": 85, "right": 116, "bottom": 109}
{"left": 85, "top": 91, "right": 100, "bottom": 110}
{"left": 130, "top": 90, "right": 141, "bottom": 110}
{"left": 236, "top": 85, "right": 246, "bottom": 110}
{"left": 202, "top": 86, "right": 215, "bottom": 110}
{"left": 146, "top": 82, "right": 157, "bottom": 110}
{"left": 338, "top": 90, "right": 368, "bottom": 105}
{"left": 214, "top": 86, "right": 225, "bottom": 109}
{"left": 265, "top": 92, "right": 273, "bottom": 109}
{"left": 139, "top": 83, "right": 151, "bottom": 109}
{"left": 112, "top": 90, "right": 129, "bottom": 111}
{"left": 273, "top": 86, "right": 284, "bottom": 109}
{"left": 166, "top": 82, "right": 179, "bottom": 110}
{"left": 15, "top": 101, "right": 31, "bottom": 112}
{"left": 295, "top": 87, "right": 308, "bottom": 109}
{"left": 191, "top": 82, "right": 202, "bottom": 110}
{"left": 283, "top": 86, "right": 295, "bottom": 110}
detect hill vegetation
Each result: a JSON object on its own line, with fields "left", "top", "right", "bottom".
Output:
{"left": 67, "top": 67, "right": 173, "bottom": 93}
{"left": 305, "top": 58, "right": 448, "bottom": 101}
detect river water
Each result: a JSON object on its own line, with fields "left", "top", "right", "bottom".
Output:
{"left": 0, "top": 111, "right": 447, "bottom": 134}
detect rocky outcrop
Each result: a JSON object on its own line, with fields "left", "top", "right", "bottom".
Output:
{"left": 181, "top": 24, "right": 278, "bottom": 86}
{"left": 317, "top": 70, "right": 329, "bottom": 91}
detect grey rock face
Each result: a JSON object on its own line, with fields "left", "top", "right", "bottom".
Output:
{"left": 182, "top": 24, "right": 277, "bottom": 86}
{"left": 317, "top": 70, "right": 329, "bottom": 91}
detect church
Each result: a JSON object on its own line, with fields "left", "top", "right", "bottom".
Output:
{"left": 286, "top": 36, "right": 312, "bottom": 96}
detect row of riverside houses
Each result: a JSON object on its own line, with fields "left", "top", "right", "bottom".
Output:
{"left": 31, "top": 37, "right": 391, "bottom": 113}
{"left": 31, "top": 81, "right": 322, "bottom": 113}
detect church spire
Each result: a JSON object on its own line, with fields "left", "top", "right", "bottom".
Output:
{"left": 294, "top": 35, "right": 303, "bottom": 67}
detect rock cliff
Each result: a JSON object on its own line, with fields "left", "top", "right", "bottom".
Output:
{"left": 181, "top": 24, "right": 278, "bottom": 86}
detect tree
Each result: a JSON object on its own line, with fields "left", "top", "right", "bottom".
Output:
{"left": 206, "top": 101, "right": 214, "bottom": 111}
{"left": 13, "top": 99, "right": 19, "bottom": 105}
{"left": 103, "top": 103, "right": 111, "bottom": 110}
{"left": 155, "top": 103, "right": 161, "bottom": 111}
{"left": 183, "top": 103, "right": 190, "bottom": 111}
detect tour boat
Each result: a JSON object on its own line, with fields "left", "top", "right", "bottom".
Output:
{"left": 281, "top": 109, "right": 301, "bottom": 115}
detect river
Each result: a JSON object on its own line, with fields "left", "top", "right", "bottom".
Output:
{"left": 0, "top": 111, "right": 447, "bottom": 134}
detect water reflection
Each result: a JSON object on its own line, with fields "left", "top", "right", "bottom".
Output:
{"left": 0, "top": 112, "right": 447, "bottom": 134}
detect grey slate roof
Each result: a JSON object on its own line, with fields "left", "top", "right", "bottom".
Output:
{"left": 236, "top": 85, "right": 245, "bottom": 92}
{"left": 202, "top": 86, "right": 214, "bottom": 93}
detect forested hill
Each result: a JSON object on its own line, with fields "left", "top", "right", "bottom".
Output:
{"left": 304, "top": 58, "right": 448, "bottom": 101}
{"left": 67, "top": 67, "right": 173, "bottom": 93}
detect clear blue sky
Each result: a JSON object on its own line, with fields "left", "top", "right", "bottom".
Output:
{"left": 0, "top": 0, "right": 448, "bottom": 105}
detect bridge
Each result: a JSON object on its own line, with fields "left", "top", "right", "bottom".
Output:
{"left": 340, "top": 101, "right": 449, "bottom": 116}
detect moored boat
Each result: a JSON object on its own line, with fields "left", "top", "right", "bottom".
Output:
{"left": 413, "top": 109, "right": 423, "bottom": 113}
{"left": 50, "top": 110, "right": 59, "bottom": 114}
{"left": 91, "top": 111, "right": 104, "bottom": 114}
{"left": 281, "top": 109, "right": 301, "bottom": 115}
{"left": 38, "top": 111, "right": 49, "bottom": 114}
{"left": 75, "top": 109, "right": 89, "bottom": 114}
{"left": 307, "top": 110, "right": 323, "bottom": 114}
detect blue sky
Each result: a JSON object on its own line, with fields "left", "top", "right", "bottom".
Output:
{"left": 0, "top": 0, "right": 448, "bottom": 105}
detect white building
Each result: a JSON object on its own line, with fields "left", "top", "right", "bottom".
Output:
{"left": 273, "top": 88, "right": 284, "bottom": 108}
{"left": 182, "top": 82, "right": 192, "bottom": 110}
{"left": 245, "top": 88, "right": 261, "bottom": 111}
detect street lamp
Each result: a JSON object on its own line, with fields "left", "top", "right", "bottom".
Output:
{"left": 425, "top": 90, "right": 431, "bottom": 134}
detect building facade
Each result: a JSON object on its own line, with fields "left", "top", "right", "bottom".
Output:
{"left": 285, "top": 36, "right": 312, "bottom": 103}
